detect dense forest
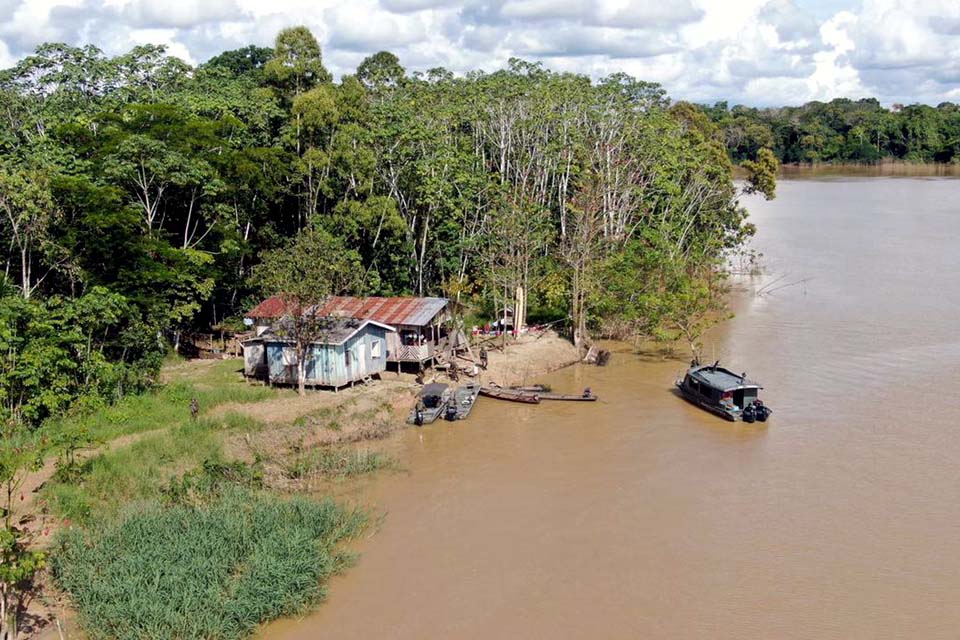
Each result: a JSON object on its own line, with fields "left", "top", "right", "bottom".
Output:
{"left": 703, "top": 98, "right": 960, "bottom": 164}
{"left": 0, "top": 27, "right": 774, "bottom": 429}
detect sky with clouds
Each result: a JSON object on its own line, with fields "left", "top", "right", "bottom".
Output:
{"left": 1, "top": 0, "right": 958, "bottom": 106}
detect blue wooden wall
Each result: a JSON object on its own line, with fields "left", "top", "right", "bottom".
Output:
{"left": 265, "top": 325, "right": 390, "bottom": 387}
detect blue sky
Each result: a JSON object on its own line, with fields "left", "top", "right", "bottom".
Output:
{"left": 1, "top": 0, "right": 957, "bottom": 106}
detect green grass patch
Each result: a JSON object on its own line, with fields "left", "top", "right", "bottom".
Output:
{"left": 44, "top": 413, "right": 262, "bottom": 524}
{"left": 53, "top": 489, "right": 366, "bottom": 640}
{"left": 164, "top": 459, "right": 265, "bottom": 507}
{"left": 283, "top": 447, "right": 393, "bottom": 481}
{"left": 44, "top": 359, "right": 276, "bottom": 445}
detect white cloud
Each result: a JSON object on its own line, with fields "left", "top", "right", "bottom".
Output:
{"left": 324, "top": 0, "right": 430, "bottom": 52}
{"left": 809, "top": 11, "right": 866, "bottom": 101}
{"left": 127, "top": 28, "right": 194, "bottom": 62}
{"left": 1, "top": 0, "right": 959, "bottom": 105}
{"left": 380, "top": 0, "right": 449, "bottom": 13}
{"left": 122, "top": 0, "right": 242, "bottom": 29}
{"left": 0, "top": 38, "right": 13, "bottom": 69}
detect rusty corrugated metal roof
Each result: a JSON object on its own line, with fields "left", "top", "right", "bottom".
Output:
{"left": 245, "top": 295, "right": 290, "bottom": 319}
{"left": 316, "top": 297, "right": 448, "bottom": 327}
{"left": 246, "top": 296, "right": 448, "bottom": 327}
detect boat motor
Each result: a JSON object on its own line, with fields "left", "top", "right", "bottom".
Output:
{"left": 754, "top": 400, "right": 770, "bottom": 422}
{"left": 742, "top": 403, "right": 756, "bottom": 423}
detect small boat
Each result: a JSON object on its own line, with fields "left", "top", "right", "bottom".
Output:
{"left": 407, "top": 383, "right": 451, "bottom": 425}
{"left": 445, "top": 382, "right": 482, "bottom": 421}
{"left": 510, "top": 385, "right": 598, "bottom": 402}
{"left": 479, "top": 385, "right": 541, "bottom": 404}
{"left": 512, "top": 384, "right": 552, "bottom": 393}
{"left": 676, "top": 360, "right": 772, "bottom": 423}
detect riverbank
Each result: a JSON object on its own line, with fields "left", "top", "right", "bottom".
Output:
{"left": 784, "top": 160, "right": 960, "bottom": 177}
{"left": 734, "top": 160, "right": 960, "bottom": 179}
{"left": 780, "top": 161, "right": 960, "bottom": 178}
{"left": 27, "top": 330, "right": 581, "bottom": 638}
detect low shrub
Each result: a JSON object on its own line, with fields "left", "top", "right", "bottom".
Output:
{"left": 44, "top": 413, "right": 264, "bottom": 524}
{"left": 283, "top": 447, "right": 392, "bottom": 480}
{"left": 164, "top": 459, "right": 264, "bottom": 506}
{"left": 53, "top": 489, "right": 366, "bottom": 640}
{"left": 44, "top": 359, "right": 275, "bottom": 445}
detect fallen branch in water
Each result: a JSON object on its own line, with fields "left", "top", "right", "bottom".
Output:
{"left": 757, "top": 276, "right": 810, "bottom": 296}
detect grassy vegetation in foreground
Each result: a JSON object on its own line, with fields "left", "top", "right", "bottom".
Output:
{"left": 53, "top": 488, "right": 366, "bottom": 640}
{"left": 42, "top": 358, "right": 397, "bottom": 639}
{"left": 283, "top": 447, "right": 394, "bottom": 480}
{"left": 43, "top": 359, "right": 276, "bottom": 445}
{"left": 44, "top": 413, "right": 261, "bottom": 524}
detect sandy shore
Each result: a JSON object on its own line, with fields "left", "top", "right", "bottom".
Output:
{"left": 219, "top": 331, "right": 582, "bottom": 486}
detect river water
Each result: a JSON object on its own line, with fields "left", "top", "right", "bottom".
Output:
{"left": 265, "top": 176, "right": 960, "bottom": 639}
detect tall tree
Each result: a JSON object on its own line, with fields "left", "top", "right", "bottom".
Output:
{"left": 265, "top": 27, "right": 330, "bottom": 156}
{"left": 252, "top": 227, "right": 362, "bottom": 394}
{"left": 0, "top": 161, "right": 60, "bottom": 299}
{"left": 356, "top": 51, "right": 406, "bottom": 95}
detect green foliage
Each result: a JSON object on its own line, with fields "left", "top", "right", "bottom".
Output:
{"left": 43, "top": 358, "right": 269, "bottom": 445}
{"left": 0, "top": 26, "right": 773, "bottom": 423}
{"left": 265, "top": 26, "right": 331, "bottom": 99}
{"left": 41, "top": 359, "right": 274, "bottom": 523}
{"left": 253, "top": 227, "right": 362, "bottom": 307}
{"left": 44, "top": 420, "right": 226, "bottom": 524}
{"left": 164, "top": 459, "right": 264, "bottom": 506}
{"left": 43, "top": 410, "right": 264, "bottom": 524}
{"left": 204, "top": 45, "right": 274, "bottom": 80}
{"left": 742, "top": 147, "right": 779, "bottom": 200}
{"left": 53, "top": 489, "right": 366, "bottom": 640}
{"left": 0, "top": 526, "right": 45, "bottom": 639}
{"left": 356, "top": 51, "right": 406, "bottom": 94}
{"left": 0, "top": 289, "right": 162, "bottom": 428}
{"left": 703, "top": 98, "right": 960, "bottom": 164}
{"left": 0, "top": 527, "right": 45, "bottom": 587}
{"left": 283, "top": 447, "right": 393, "bottom": 480}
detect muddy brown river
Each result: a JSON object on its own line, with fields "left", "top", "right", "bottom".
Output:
{"left": 264, "top": 176, "right": 960, "bottom": 639}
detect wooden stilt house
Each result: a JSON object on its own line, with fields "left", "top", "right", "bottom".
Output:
{"left": 244, "top": 296, "right": 461, "bottom": 374}
{"left": 243, "top": 318, "right": 394, "bottom": 388}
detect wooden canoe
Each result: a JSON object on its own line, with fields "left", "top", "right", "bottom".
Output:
{"left": 509, "top": 385, "right": 598, "bottom": 401}
{"left": 536, "top": 392, "right": 598, "bottom": 402}
{"left": 479, "top": 385, "right": 541, "bottom": 404}
{"left": 511, "top": 384, "right": 551, "bottom": 393}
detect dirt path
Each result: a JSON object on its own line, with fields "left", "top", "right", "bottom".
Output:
{"left": 18, "top": 427, "right": 166, "bottom": 540}
{"left": 24, "top": 333, "right": 584, "bottom": 638}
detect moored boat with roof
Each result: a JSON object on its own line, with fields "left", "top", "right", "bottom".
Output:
{"left": 408, "top": 383, "right": 451, "bottom": 425}
{"left": 676, "top": 360, "right": 771, "bottom": 422}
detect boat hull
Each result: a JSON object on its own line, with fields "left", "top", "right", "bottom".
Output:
{"left": 407, "top": 404, "right": 447, "bottom": 425}
{"left": 534, "top": 392, "right": 597, "bottom": 402}
{"left": 509, "top": 385, "right": 597, "bottom": 401}
{"left": 446, "top": 383, "right": 482, "bottom": 420}
{"left": 479, "top": 386, "right": 540, "bottom": 404}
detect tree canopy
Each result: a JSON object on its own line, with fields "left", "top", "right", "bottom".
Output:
{"left": 702, "top": 98, "right": 960, "bottom": 164}
{"left": 0, "top": 27, "right": 769, "bottom": 424}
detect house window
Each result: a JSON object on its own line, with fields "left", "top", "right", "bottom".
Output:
{"left": 371, "top": 340, "right": 382, "bottom": 358}
{"left": 345, "top": 348, "right": 352, "bottom": 367}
